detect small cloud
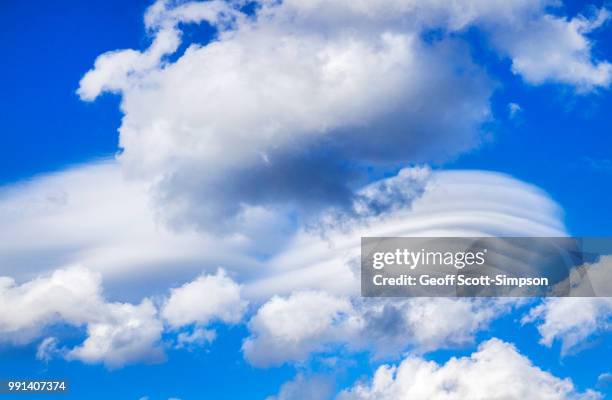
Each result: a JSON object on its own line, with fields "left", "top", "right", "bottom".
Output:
{"left": 36, "top": 337, "right": 61, "bottom": 362}
{"left": 508, "top": 102, "right": 523, "bottom": 118}
{"left": 175, "top": 327, "right": 217, "bottom": 350}
{"left": 597, "top": 372, "right": 612, "bottom": 388}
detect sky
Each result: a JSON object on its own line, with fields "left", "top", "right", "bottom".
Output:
{"left": 0, "top": 0, "right": 611, "bottom": 399}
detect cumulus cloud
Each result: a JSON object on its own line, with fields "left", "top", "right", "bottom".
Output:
{"left": 522, "top": 256, "right": 612, "bottom": 355}
{"left": 76, "top": 0, "right": 610, "bottom": 230}
{"left": 175, "top": 327, "right": 217, "bottom": 349}
{"left": 246, "top": 168, "right": 566, "bottom": 299}
{"left": 597, "top": 372, "right": 612, "bottom": 389}
{"left": 243, "top": 291, "right": 356, "bottom": 366}
{"left": 338, "top": 338, "right": 601, "bottom": 400}
{"left": 267, "top": 373, "right": 334, "bottom": 400}
{"left": 508, "top": 102, "right": 523, "bottom": 118}
{"left": 0, "top": 266, "right": 105, "bottom": 343}
{"left": 487, "top": 7, "right": 611, "bottom": 90}
{"left": 526, "top": 296, "right": 612, "bottom": 355}
{"left": 0, "top": 265, "right": 246, "bottom": 368}
{"left": 243, "top": 290, "right": 513, "bottom": 367}
{"left": 0, "top": 266, "right": 164, "bottom": 368}
{"left": 162, "top": 268, "right": 247, "bottom": 328}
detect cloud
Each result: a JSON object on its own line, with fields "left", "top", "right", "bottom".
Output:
{"left": 597, "top": 372, "right": 612, "bottom": 389}
{"left": 522, "top": 256, "right": 612, "bottom": 355}
{"left": 162, "top": 268, "right": 247, "bottom": 328}
{"left": 67, "top": 299, "right": 164, "bottom": 368}
{"left": 353, "top": 298, "right": 513, "bottom": 356}
{"left": 0, "top": 265, "right": 247, "bottom": 368}
{"left": 245, "top": 168, "right": 566, "bottom": 300}
{"left": 243, "top": 291, "right": 356, "bottom": 367}
{"left": 485, "top": 6, "right": 611, "bottom": 90}
{"left": 0, "top": 162, "right": 566, "bottom": 301}
{"left": 175, "top": 327, "right": 217, "bottom": 349}
{"left": 77, "top": 0, "right": 494, "bottom": 229}
{"left": 525, "top": 296, "right": 612, "bottom": 355}
{"left": 267, "top": 373, "right": 334, "bottom": 400}
{"left": 36, "top": 337, "right": 60, "bottom": 362}
{"left": 508, "top": 102, "right": 522, "bottom": 118}
{"left": 243, "top": 290, "right": 513, "bottom": 367}
{"left": 338, "top": 338, "right": 601, "bottom": 400}
{"left": 0, "top": 266, "right": 164, "bottom": 368}
{"left": 0, "top": 266, "right": 105, "bottom": 343}
{"left": 0, "top": 161, "right": 290, "bottom": 299}
{"left": 0, "top": 161, "right": 568, "bottom": 366}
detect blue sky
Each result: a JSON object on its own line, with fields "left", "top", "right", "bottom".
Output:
{"left": 1, "top": 1, "right": 612, "bottom": 399}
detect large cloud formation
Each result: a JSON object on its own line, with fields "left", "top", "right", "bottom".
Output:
{"left": 4, "top": 0, "right": 611, "bottom": 376}
{"left": 0, "top": 266, "right": 247, "bottom": 368}
{"left": 338, "top": 338, "right": 601, "bottom": 400}
{"left": 242, "top": 291, "right": 513, "bottom": 367}
{"left": 76, "top": 0, "right": 611, "bottom": 230}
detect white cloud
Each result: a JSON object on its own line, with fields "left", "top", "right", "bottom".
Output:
{"left": 0, "top": 266, "right": 105, "bottom": 343}
{"left": 0, "top": 162, "right": 566, "bottom": 301}
{"left": 522, "top": 256, "right": 612, "bottom": 355}
{"left": 77, "top": 0, "right": 610, "bottom": 230}
{"left": 243, "top": 291, "right": 356, "bottom": 367}
{"left": 36, "top": 337, "right": 60, "bottom": 362}
{"left": 67, "top": 299, "right": 164, "bottom": 369}
{"left": 77, "top": 0, "right": 494, "bottom": 230}
{"left": 508, "top": 102, "right": 522, "bottom": 118}
{"left": 528, "top": 297, "right": 612, "bottom": 355}
{"left": 0, "top": 265, "right": 247, "bottom": 368}
{"left": 0, "top": 161, "right": 289, "bottom": 297}
{"left": 243, "top": 290, "right": 513, "bottom": 367}
{"left": 0, "top": 266, "right": 164, "bottom": 368}
{"left": 162, "top": 268, "right": 247, "bottom": 328}
{"left": 245, "top": 168, "right": 566, "bottom": 299}
{"left": 0, "top": 161, "right": 568, "bottom": 366}
{"left": 488, "top": 7, "right": 611, "bottom": 90}
{"left": 353, "top": 298, "right": 513, "bottom": 357}
{"left": 175, "top": 327, "right": 217, "bottom": 349}
{"left": 1, "top": 0, "right": 607, "bottom": 378}
{"left": 267, "top": 373, "right": 334, "bottom": 400}
{"left": 597, "top": 372, "right": 612, "bottom": 388}
{"left": 338, "top": 338, "right": 601, "bottom": 400}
